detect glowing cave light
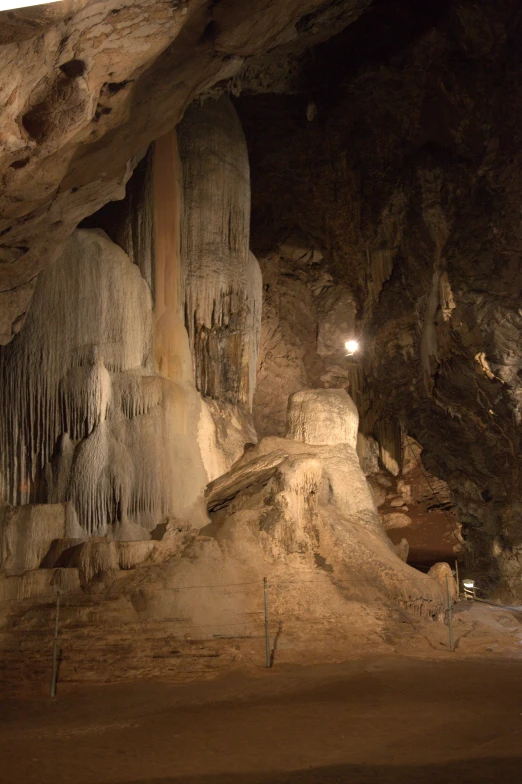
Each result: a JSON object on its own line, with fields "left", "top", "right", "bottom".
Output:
{"left": 345, "top": 340, "right": 359, "bottom": 355}
{"left": 462, "top": 578, "right": 476, "bottom": 600}
{"left": 0, "top": 0, "right": 63, "bottom": 10}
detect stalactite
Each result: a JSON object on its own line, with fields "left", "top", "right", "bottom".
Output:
{"left": 375, "top": 418, "right": 402, "bottom": 476}
{"left": 177, "top": 95, "right": 262, "bottom": 409}
{"left": 0, "top": 228, "right": 209, "bottom": 534}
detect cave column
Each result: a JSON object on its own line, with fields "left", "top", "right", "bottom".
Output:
{"left": 153, "top": 129, "right": 193, "bottom": 384}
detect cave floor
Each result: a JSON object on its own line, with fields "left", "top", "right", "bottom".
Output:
{"left": 1, "top": 645, "right": 522, "bottom": 784}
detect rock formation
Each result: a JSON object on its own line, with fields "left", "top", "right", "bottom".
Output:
{"left": 0, "top": 96, "right": 261, "bottom": 537}
{"left": 207, "top": 388, "right": 445, "bottom": 617}
{"left": 240, "top": 0, "right": 522, "bottom": 599}
{"left": 1, "top": 0, "right": 521, "bottom": 690}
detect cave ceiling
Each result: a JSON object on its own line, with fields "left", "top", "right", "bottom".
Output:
{"left": 0, "top": 0, "right": 371, "bottom": 338}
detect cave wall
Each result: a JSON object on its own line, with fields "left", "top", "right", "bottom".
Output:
{"left": 238, "top": 0, "right": 522, "bottom": 596}
{"left": 254, "top": 231, "right": 358, "bottom": 438}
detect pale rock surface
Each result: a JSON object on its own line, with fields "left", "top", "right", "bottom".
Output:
{"left": 0, "top": 229, "right": 210, "bottom": 535}
{"left": 428, "top": 562, "right": 458, "bottom": 601}
{"left": 0, "top": 504, "right": 68, "bottom": 576}
{"left": 205, "top": 433, "right": 444, "bottom": 617}
{"left": 205, "top": 390, "right": 446, "bottom": 618}
{"left": 0, "top": 282, "right": 36, "bottom": 346}
{"left": 199, "top": 399, "right": 257, "bottom": 484}
{"left": 395, "top": 538, "right": 409, "bottom": 563}
{"left": 178, "top": 96, "right": 262, "bottom": 410}
{"left": 0, "top": 568, "right": 80, "bottom": 601}
{"left": 178, "top": 97, "right": 262, "bottom": 472}
{"left": 381, "top": 512, "right": 413, "bottom": 530}
{"left": 357, "top": 433, "right": 381, "bottom": 476}
{"left": 287, "top": 388, "right": 359, "bottom": 448}
{"left": 64, "top": 539, "right": 158, "bottom": 585}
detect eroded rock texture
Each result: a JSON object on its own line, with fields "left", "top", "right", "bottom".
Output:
{"left": 0, "top": 0, "right": 370, "bottom": 342}
{"left": 207, "top": 388, "right": 445, "bottom": 617}
{"left": 240, "top": 0, "right": 522, "bottom": 598}
{"left": 1, "top": 0, "right": 521, "bottom": 693}
{"left": 0, "top": 229, "right": 210, "bottom": 536}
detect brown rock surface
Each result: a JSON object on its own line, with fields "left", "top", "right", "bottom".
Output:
{"left": 239, "top": 0, "right": 522, "bottom": 596}
{"left": 0, "top": 0, "right": 369, "bottom": 341}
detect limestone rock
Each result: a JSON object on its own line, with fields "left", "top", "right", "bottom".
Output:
{"left": 286, "top": 388, "right": 359, "bottom": 448}
{"left": 367, "top": 476, "right": 387, "bottom": 508}
{"left": 394, "top": 538, "right": 409, "bottom": 563}
{"left": 206, "top": 431, "right": 444, "bottom": 617}
{"left": 64, "top": 539, "right": 158, "bottom": 584}
{"left": 199, "top": 399, "right": 258, "bottom": 484}
{"left": 178, "top": 96, "right": 261, "bottom": 410}
{"left": 428, "top": 562, "right": 458, "bottom": 601}
{"left": 206, "top": 449, "right": 289, "bottom": 512}
{"left": 357, "top": 433, "right": 380, "bottom": 476}
{"left": 0, "top": 504, "right": 67, "bottom": 576}
{"left": 0, "top": 229, "right": 209, "bottom": 535}
{"left": 204, "top": 390, "right": 445, "bottom": 617}
{"left": 0, "top": 568, "right": 80, "bottom": 601}
{"left": 380, "top": 513, "right": 413, "bottom": 530}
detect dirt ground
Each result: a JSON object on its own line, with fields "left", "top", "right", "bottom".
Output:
{"left": 1, "top": 622, "right": 522, "bottom": 784}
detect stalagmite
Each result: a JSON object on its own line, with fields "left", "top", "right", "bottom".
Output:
{"left": 287, "top": 388, "right": 359, "bottom": 448}
{"left": 207, "top": 389, "right": 446, "bottom": 617}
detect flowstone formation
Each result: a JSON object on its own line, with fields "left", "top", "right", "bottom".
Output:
{"left": 1, "top": 387, "right": 448, "bottom": 681}
{"left": 3, "top": 0, "right": 521, "bottom": 688}
{"left": 0, "top": 228, "right": 209, "bottom": 537}
{"left": 0, "top": 96, "right": 262, "bottom": 546}
{"left": 178, "top": 96, "right": 261, "bottom": 411}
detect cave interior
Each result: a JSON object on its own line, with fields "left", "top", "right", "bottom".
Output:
{"left": 0, "top": 0, "right": 522, "bottom": 690}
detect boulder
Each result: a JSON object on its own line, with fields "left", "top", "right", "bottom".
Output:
{"left": 380, "top": 512, "right": 412, "bottom": 530}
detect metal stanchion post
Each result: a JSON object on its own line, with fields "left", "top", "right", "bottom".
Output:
{"left": 455, "top": 560, "right": 460, "bottom": 599}
{"left": 50, "top": 589, "right": 61, "bottom": 698}
{"left": 263, "top": 577, "right": 271, "bottom": 668}
{"left": 445, "top": 575, "right": 454, "bottom": 652}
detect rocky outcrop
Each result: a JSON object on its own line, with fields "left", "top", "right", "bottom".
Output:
{"left": 206, "top": 388, "right": 445, "bottom": 617}
{"left": 240, "top": 0, "right": 522, "bottom": 598}
{"left": 0, "top": 0, "right": 370, "bottom": 344}
{"left": 253, "top": 233, "right": 359, "bottom": 438}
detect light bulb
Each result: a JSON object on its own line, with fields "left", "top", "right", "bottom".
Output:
{"left": 345, "top": 340, "right": 359, "bottom": 354}
{"left": 0, "top": 0, "right": 63, "bottom": 10}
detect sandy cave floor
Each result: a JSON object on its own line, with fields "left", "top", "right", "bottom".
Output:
{"left": 1, "top": 604, "right": 522, "bottom": 784}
